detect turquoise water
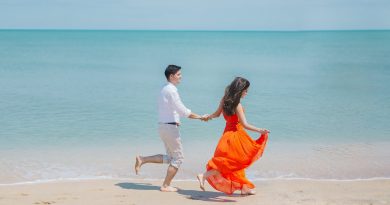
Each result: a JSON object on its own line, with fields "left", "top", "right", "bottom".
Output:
{"left": 0, "top": 30, "right": 389, "bottom": 184}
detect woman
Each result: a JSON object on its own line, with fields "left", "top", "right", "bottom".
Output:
{"left": 197, "top": 77, "right": 269, "bottom": 195}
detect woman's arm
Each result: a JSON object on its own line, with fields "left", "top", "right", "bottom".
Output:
{"left": 208, "top": 99, "right": 223, "bottom": 119}
{"left": 236, "top": 103, "right": 269, "bottom": 134}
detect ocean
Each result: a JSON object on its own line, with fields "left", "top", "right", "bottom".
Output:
{"left": 0, "top": 30, "right": 389, "bottom": 184}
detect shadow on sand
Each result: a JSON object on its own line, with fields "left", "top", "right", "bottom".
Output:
{"left": 116, "top": 182, "right": 239, "bottom": 202}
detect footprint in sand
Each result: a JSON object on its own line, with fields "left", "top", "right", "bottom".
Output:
{"left": 300, "top": 198, "right": 316, "bottom": 203}
{"left": 34, "top": 201, "right": 56, "bottom": 205}
{"left": 295, "top": 190, "right": 304, "bottom": 195}
{"left": 20, "top": 193, "right": 29, "bottom": 196}
{"left": 279, "top": 193, "right": 290, "bottom": 199}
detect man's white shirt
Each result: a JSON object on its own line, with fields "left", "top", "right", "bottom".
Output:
{"left": 158, "top": 82, "right": 191, "bottom": 123}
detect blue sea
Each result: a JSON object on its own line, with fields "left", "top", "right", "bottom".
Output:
{"left": 0, "top": 30, "right": 389, "bottom": 184}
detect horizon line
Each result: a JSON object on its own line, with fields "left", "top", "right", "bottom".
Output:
{"left": 0, "top": 28, "right": 390, "bottom": 32}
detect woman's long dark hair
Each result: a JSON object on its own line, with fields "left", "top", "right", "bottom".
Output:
{"left": 222, "top": 77, "right": 250, "bottom": 116}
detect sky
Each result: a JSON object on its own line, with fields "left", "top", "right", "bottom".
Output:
{"left": 0, "top": 0, "right": 390, "bottom": 30}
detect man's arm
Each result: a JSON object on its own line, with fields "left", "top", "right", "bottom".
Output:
{"left": 188, "top": 113, "right": 202, "bottom": 119}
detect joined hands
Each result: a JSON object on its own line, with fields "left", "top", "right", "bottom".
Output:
{"left": 200, "top": 114, "right": 211, "bottom": 122}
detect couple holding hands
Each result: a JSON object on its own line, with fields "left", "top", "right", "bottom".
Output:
{"left": 135, "top": 65, "right": 269, "bottom": 195}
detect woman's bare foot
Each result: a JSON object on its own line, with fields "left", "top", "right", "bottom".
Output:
{"left": 196, "top": 174, "right": 205, "bottom": 191}
{"left": 242, "top": 189, "right": 256, "bottom": 195}
{"left": 134, "top": 155, "right": 143, "bottom": 175}
{"left": 160, "top": 186, "right": 178, "bottom": 192}
{"left": 241, "top": 186, "right": 256, "bottom": 195}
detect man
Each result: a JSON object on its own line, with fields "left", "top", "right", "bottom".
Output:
{"left": 134, "top": 65, "right": 207, "bottom": 192}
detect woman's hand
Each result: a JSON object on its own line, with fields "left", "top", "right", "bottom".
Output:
{"left": 258, "top": 128, "right": 270, "bottom": 134}
{"left": 200, "top": 114, "right": 211, "bottom": 121}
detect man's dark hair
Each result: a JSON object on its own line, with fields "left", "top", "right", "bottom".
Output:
{"left": 165, "top": 65, "right": 181, "bottom": 80}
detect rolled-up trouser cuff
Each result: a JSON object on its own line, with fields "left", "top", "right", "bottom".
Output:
{"left": 162, "top": 154, "right": 182, "bottom": 168}
{"left": 170, "top": 158, "right": 182, "bottom": 169}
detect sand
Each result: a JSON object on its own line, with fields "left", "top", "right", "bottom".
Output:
{"left": 1, "top": 179, "right": 389, "bottom": 205}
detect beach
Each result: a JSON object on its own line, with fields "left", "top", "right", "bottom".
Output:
{"left": 1, "top": 179, "right": 389, "bottom": 205}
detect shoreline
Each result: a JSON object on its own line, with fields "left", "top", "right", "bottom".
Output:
{"left": 2, "top": 140, "right": 389, "bottom": 185}
{"left": 2, "top": 177, "right": 390, "bottom": 186}
{"left": 1, "top": 179, "right": 389, "bottom": 205}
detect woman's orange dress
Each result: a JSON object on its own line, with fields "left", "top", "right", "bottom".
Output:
{"left": 206, "top": 111, "right": 268, "bottom": 195}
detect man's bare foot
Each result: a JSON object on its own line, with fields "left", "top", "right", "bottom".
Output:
{"left": 197, "top": 174, "right": 205, "bottom": 191}
{"left": 134, "top": 155, "right": 142, "bottom": 175}
{"left": 160, "top": 186, "right": 178, "bottom": 192}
